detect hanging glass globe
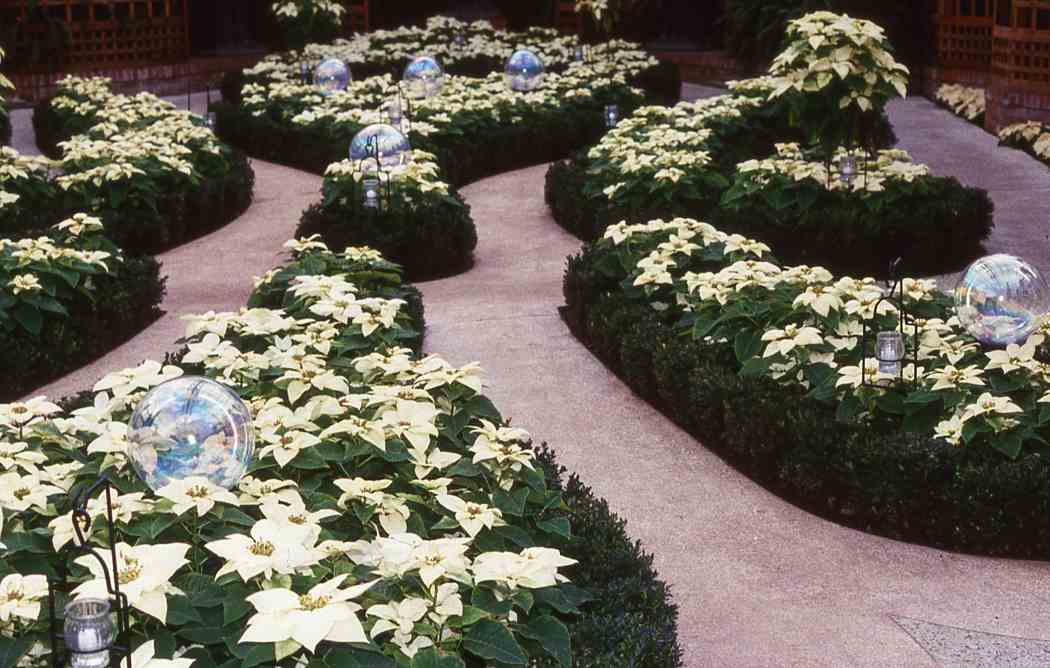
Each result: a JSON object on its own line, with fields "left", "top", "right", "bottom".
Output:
{"left": 954, "top": 254, "right": 1050, "bottom": 347}
{"left": 350, "top": 123, "right": 412, "bottom": 169}
{"left": 314, "top": 58, "right": 351, "bottom": 95}
{"left": 403, "top": 56, "right": 445, "bottom": 99}
{"left": 128, "top": 376, "right": 255, "bottom": 492}
{"left": 505, "top": 49, "right": 545, "bottom": 92}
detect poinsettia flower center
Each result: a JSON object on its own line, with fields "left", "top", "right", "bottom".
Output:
{"left": 118, "top": 557, "right": 142, "bottom": 585}
{"left": 298, "top": 594, "right": 330, "bottom": 610}
{"left": 250, "top": 540, "right": 275, "bottom": 556}
{"left": 187, "top": 485, "right": 211, "bottom": 499}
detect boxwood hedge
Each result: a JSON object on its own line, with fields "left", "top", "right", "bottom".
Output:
{"left": 31, "top": 98, "right": 256, "bottom": 256}
{"left": 546, "top": 148, "right": 993, "bottom": 278}
{"left": 561, "top": 242, "right": 1050, "bottom": 559}
{"left": 1, "top": 253, "right": 165, "bottom": 402}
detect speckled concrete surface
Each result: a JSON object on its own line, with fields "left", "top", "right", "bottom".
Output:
{"left": 886, "top": 97, "right": 1050, "bottom": 289}
{"left": 894, "top": 617, "right": 1050, "bottom": 667}
{"left": 9, "top": 107, "right": 40, "bottom": 156}
{"left": 27, "top": 158, "right": 322, "bottom": 399}
{"left": 417, "top": 163, "right": 1050, "bottom": 667}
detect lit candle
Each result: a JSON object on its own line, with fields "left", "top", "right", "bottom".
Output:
{"left": 363, "top": 178, "right": 380, "bottom": 209}
{"left": 839, "top": 154, "right": 856, "bottom": 185}
{"left": 605, "top": 104, "right": 619, "bottom": 128}
{"left": 876, "top": 331, "right": 905, "bottom": 375}
{"left": 64, "top": 598, "right": 114, "bottom": 666}
{"left": 454, "top": 33, "right": 466, "bottom": 47}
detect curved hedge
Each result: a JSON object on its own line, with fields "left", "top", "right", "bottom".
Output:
{"left": 6, "top": 239, "right": 681, "bottom": 667}
{"left": 561, "top": 234, "right": 1050, "bottom": 560}
{"left": 31, "top": 93, "right": 256, "bottom": 256}
{"left": 549, "top": 159, "right": 994, "bottom": 277}
{"left": 1, "top": 253, "right": 165, "bottom": 401}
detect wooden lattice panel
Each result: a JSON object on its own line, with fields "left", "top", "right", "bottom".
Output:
{"left": 992, "top": 0, "right": 1050, "bottom": 86}
{"left": 0, "top": 0, "right": 189, "bottom": 67}
{"left": 935, "top": 0, "right": 995, "bottom": 70}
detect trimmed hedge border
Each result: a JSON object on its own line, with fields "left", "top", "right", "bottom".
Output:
{"left": 46, "top": 252, "right": 682, "bottom": 666}
{"left": 561, "top": 245, "right": 1050, "bottom": 560}
{"left": 214, "top": 61, "right": 679, "bottom": 280}
{"left": 1, "top": 255, "right": 166, "bottom": 402}
{"left": 546, "top": 151, "right": 994, "bottom": 278}
{"left": 31, "top": 98, "right": 257, "bottom": 256}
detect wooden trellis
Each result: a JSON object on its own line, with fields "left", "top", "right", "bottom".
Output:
{"left": 934, "top": 0, "right": 995, "bottom": 70}
{"left": 993, "top": 0, "right": 1050, "bottom": 85}
{"left": 344, "top": 0, "right": 369, "bottom": 34}
{"left": 556, "top": 0, "right": 580, "bottom": 35}
{"left": 0, "top": 0, "right": 189, "bottom": 67}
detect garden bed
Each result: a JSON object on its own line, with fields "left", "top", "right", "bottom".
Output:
{"left": 561, "top": 217, "right": 1050, "bottom": 560}
{"left": 547, "top": 148, "right": 994, "bottom": 278}
{"left": 215, "top": 17, "right": 678, "bottom": 280}
{"left": 31, "top": 82, "right": 256, "bottom": 256}
{"left": 1, "top": 238, "right": 682, "bottom": 667}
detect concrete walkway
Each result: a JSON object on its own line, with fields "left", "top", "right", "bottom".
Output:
{"left": 420, "top": 162, "right": 1050, "bottom": 668}
{"left": 886, "top": 96, "right": 1050, "bottom": 287}
{"left": 30, "top": 158, "right": 321, "bottom": 399}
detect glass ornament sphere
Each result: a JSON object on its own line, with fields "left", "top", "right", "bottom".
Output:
{"left": 314, "top": 58, "right": 350, "bottom": 95}
{"left": 403, "top": 56, "right": 445, "bottom": 99}
{"left": 128, "top": 376, "right": 255, "bottom": 492}
{"left": 349, "top": 123, "right": 412, "bottom": 169}
{"left": 954, "top": 254, "right": 1050, "bottom": 347}
{"left": 505, "top": 49, "right": 545, "bottom": 92}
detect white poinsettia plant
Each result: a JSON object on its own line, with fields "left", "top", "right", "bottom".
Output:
{"left": 999, "top": 120, "right": 1050, "bottom": 164}
{"left": 593, "top": 216, "right": 1050, "bottom": 460}
{"left": 0, "top": 239, "right": 584, "bottom": 667}
{"left": 935, "top": 83, "right": 985, "bottom": 123}
{"left": 768, "top": 11, "right": 910, "bottom": 148}
{"left": 48, "top": 76, "right": 231, "bottom": 212}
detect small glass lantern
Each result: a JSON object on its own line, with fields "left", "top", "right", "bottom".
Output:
{"left": 362, "top": 177, "right": 381, "bottom": 210}
{"left": 454, "top": 33, "right": 466, "bottom": 47}
{"left": 574, "top": 45, "right": 585, "bottom": 62}
{"left": 65, "top": 599, "right": 114, "bottom": 668}
{"left": 839, "top": 153, "right": 857, "bottom": 185}
{"left": 205, "top": 112, "right": 216, "bottom": 130}
{"left": 604, "top": 104, "right": 619, "bottom": 129}
{"left": 299, "top": 62, "right": 311, "bottom": 85}
{"left": 876, "top": 331, "right": 905, "bottom": 375}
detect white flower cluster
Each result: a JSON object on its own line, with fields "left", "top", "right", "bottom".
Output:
{"left": 769, "top": 11, "right": 909, "bottom": 112}
{"left": 735, "top": 142, "right": 930, "bottom": 194}
{"left": 272, "top": 0, "right": 345, "bottom": 22}
{"left": 0, "top": 239, "right": 578, "bottom": 664}
{"left": 50, "top": 76, "right": 226, "bottom": 195}
{"left": 999, "top": 120, "right": 1050, "bottom": 161}
{"left": 935, "top": 83, "right": 985, "bottom": 122}
{"left": 603, "top": 216, "right": 1050, "bottom": 451}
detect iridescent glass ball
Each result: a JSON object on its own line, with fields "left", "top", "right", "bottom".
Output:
{"left": 505, "top": 49, "right": 545, "bottom": 92}
{"left": 349, "top": 123, "right": 412, "bottom": 169}
{"left": 954, "top": 254, "right": 1050, "bottom": 347}
{"left": 128, "top": 376, "right": 254, "bottom": 491}
{"left": 403, "top": 56, "right": 445, "bottom": 99}
{"left": 314, "top": 58, "right": 350, "bottom": 95}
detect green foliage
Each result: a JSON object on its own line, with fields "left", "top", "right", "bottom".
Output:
{"left": 563, "top": 244, "right": 1050, "bottom": 559}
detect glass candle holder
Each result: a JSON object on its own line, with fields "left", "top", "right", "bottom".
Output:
{"left": 205, "top": 112, "right": 216, "bottom": 129}
{"left": 454, "top": 33, "right": 466, "bottom": 47}
{"left": 386, "top": 99, "right": 402, "bottom": 125}
{"left": 64, "top": 598, "right": 114, "bottom": 657}
{"left": 605, "top": 104, "right": 619, "bottom": 129}
{"left": 362, "top": 178, "right": 380, "bottom": 210}
{"left": 839, "top": 155, "right": 856, "bottom": 185}
{"left": 876, "top": 330, "right": 905, "bottom": 375}
{"left": 299, "top": 63, "right": 310, "bottom": 85}
{"left": 574, "top": 45, "right": 585, "bottom": 62}
{"left": 71, "top": 650, "right": 112, "bottom": 668}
